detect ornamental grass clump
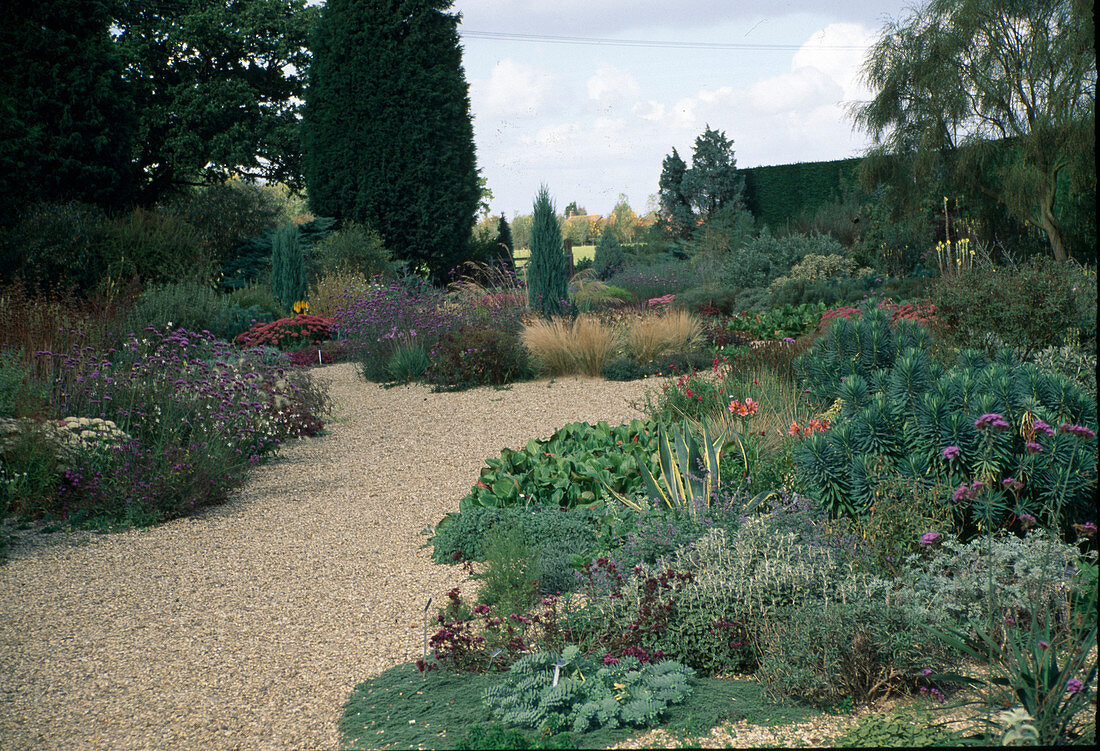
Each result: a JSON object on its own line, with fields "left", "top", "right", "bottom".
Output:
{"left": 624, "top": 309, "right": 701, "bottom": 363}
{"left": 40, "top": 326, "right": 329, "bottom": 525}
{"left": 522, "top": 314, "right": 618, "bottom": 377}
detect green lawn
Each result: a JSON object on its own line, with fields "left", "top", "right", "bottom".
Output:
{"left": 339, "top": 661, "right": 820, "bottom": 750}
{"left": 512, "top": 245, "right": 595, "bottom": 269}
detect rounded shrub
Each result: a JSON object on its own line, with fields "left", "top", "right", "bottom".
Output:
{"left": 96, "top": 207, "right": 212, "bottom": 285}
{"left": 930, "top": 257, "right": 1097, "bottom": 358}
{"left": 425, "top": 327, "right": 532, "bottom": 391}
{"left": 1, "top": 201, "right": 108, "bottom": 294}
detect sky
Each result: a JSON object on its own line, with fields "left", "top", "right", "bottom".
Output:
{"left": 451, "top": 0, "right": 915, "bottom": 219}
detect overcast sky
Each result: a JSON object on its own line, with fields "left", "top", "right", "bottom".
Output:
{"left": 450, "top": 0, "right": 914, "bottom": 218}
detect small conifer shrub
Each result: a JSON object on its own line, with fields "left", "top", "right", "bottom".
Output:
{"left": 526, "top": 186, "right": 568, "bottom": 317}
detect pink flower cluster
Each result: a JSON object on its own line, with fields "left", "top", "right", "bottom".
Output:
{"left": 787, "top": 418, "right": 829, "bottom": 437}
{"left": 728, "top": 398, "right": 759, "bottom": 416}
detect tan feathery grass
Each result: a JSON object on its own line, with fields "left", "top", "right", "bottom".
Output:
{"left": 569, "top": 313, "right": 619, "bottom": 376}
{"left": 522, "top": 314, "right": 619, "bottom": 377}
{"left": 625, "top": 309, "right": 702, "bottom": 362}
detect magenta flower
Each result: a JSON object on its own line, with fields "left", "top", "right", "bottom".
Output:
{"left": 920, "top": 532, "right": 942, "bottom": 546}
{"left": 1002, "top": 477, "right": 1024, "bottom": 493}
{"left": 1038, "top": 641, "right": 1050, "bottom": 649}
{"left": 1059, "top": 423, "right": 1097, "bottom": 440}
{"left": 1025, "top": 441, "right": 1044, "bottom": 454}
{"left": 1032, "top": 419, "right": 1054, "bottom": 438}
{"left": 953, "top": 485, "right": 969, "bottom": 503}
{"left": 975, "top": 413, "right": 1010, "bottom": 430}
{"left": 1019, "top": 513, "right": 1037, "bottom": 530}
{"left": 782, "top": 337, "right": 796, "bottom": 343}
{"left": 941, "top": 445, "right": 961, "bottom": 460}
{"left": 1066, "top": 678, "right": 1084, "bottom": 695}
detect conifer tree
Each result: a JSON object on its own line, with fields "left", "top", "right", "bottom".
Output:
{"left": 493, "top": 213, "right": 514, "bottom": 271}
{"left": 1, "top": 0, "right": 136, "bottom": 210}
{"left": 593, "top": 228, "right": 625, "bottom": 279}
{"left": 270, "top": 224, "right": 307, "bottom": 313}
{"left": 303, "top": 0, "right": 480, "bottom": 282}
{"left": 526, "top": 187, "right": 567, "bottom": 316}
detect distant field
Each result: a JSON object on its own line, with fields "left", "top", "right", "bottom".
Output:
{"left": 512, "top": 244, "right": 595, "bottom": 268}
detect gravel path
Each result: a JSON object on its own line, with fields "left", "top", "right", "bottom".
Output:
{"left": 0, "top": 364, "right": 653, "bottom": 750}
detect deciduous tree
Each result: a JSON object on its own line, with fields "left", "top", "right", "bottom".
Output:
{"left": 853, "top": 0, "right": 1096, "bottom": 260}
{"left": 113, "top": 0, "right": 315, "bottom": 205}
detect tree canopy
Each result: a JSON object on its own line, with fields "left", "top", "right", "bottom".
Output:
{"left": 0, "top": 0, "right": 137, "bottom": 210}
{"left": 853, "top": 0, "right": 1096, "bottom": 260}
{"left": 114, "top": 0, "right": 315, "bottom": 206}
{"left": 2, "top": 0, "right": 316, "bottom": 211}
{"left": 658, "top": 126, "right": 745, "bottom": 240}
{"left": 303, "top": 0, "right": 480, "bottom": 282}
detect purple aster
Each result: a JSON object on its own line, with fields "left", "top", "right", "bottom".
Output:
{"left": 1059, "top": 423, "right": 1097, "bottom": 440}
{"left": 952, "top": 485, "right": 969, "bottom": 502}
{"left": 1066, "top": 678, "right": 1084, "bottom": 695}
{"left": 1002, "top": 477, "right": 1024, "bottom": 493}
{"left": 1025, "top": 441, "right": 1044, "bottom": 454}
{"left": 941, "top": 445, "right": 961, "bottom": 460}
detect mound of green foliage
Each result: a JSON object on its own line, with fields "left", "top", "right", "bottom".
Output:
{"left": 483, "top": 646, "right": 695, "bottom": 734}
{"left": 430, "top": 505, "right": 601, "bottom": 595}
{"left": 448, "top": 420, "right": 660, "bottom": 514}
{"left": 794, "top": 307, "right": 1098, "bottom": 531}
{"left": 340, "top": 661, "right": 818, "bottom": 751}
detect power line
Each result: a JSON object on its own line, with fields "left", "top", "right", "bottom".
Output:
{"left": 459, "top": 29, "right": 869, "bottom": 52}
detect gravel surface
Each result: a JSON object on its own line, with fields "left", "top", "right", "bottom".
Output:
{"left": 0, "top": 364, "right": 654, "bottom": 750}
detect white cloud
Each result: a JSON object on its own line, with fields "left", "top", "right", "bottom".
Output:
{"left": 470, "top": 59, "right": 558, "bottom": 118}
{"left": 463, "top": 12, "right": 888, "bottom": 215}
{"left": 745, "top": 68, "right": 840, "bottom": 114}
{"left": 790, "top": 22, "right": 877, "bottom": 101}
{"left": 586, "top": 64, "right": 641, "bottom": 109}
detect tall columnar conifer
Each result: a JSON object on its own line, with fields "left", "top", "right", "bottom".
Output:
{"left": 493, "top": 213, "right": 514, "bottom": 271}
{"left": 303, "top": 0, "right": 480, "bottom": 282}
{"left": 526, "top": 186, "right": 568, "bottom": 317}
{"left": 270, "top": 224, "right": 307, "bottom": 313}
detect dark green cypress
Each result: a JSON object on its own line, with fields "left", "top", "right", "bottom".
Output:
{"left": 0, "top": 0, "right": 136, "bottom": 211}
{"left": 593, "top": 228, "right": 624, "bottom": 279}
{"left": 526, "top": 186, "right": 567, "bottom": 317}
{"left": 303, "top": 0, "right": 480, "bottom": 283}
{"left": 493, "top": 213, "right": 514, "bottom": 271}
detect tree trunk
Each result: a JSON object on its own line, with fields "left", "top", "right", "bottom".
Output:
{"left": 1038, "top": 183, "right": 1067, "bottom": 261}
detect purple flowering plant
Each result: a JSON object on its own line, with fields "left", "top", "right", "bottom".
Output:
{"left": 45, "top": 326, "right": 329, "bottom": 525}
{"left": 336, "top": 273, "right": 530, "bottom": 384}
{"left": 923, "top": 409, "right": 1098, "bottom": 744}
